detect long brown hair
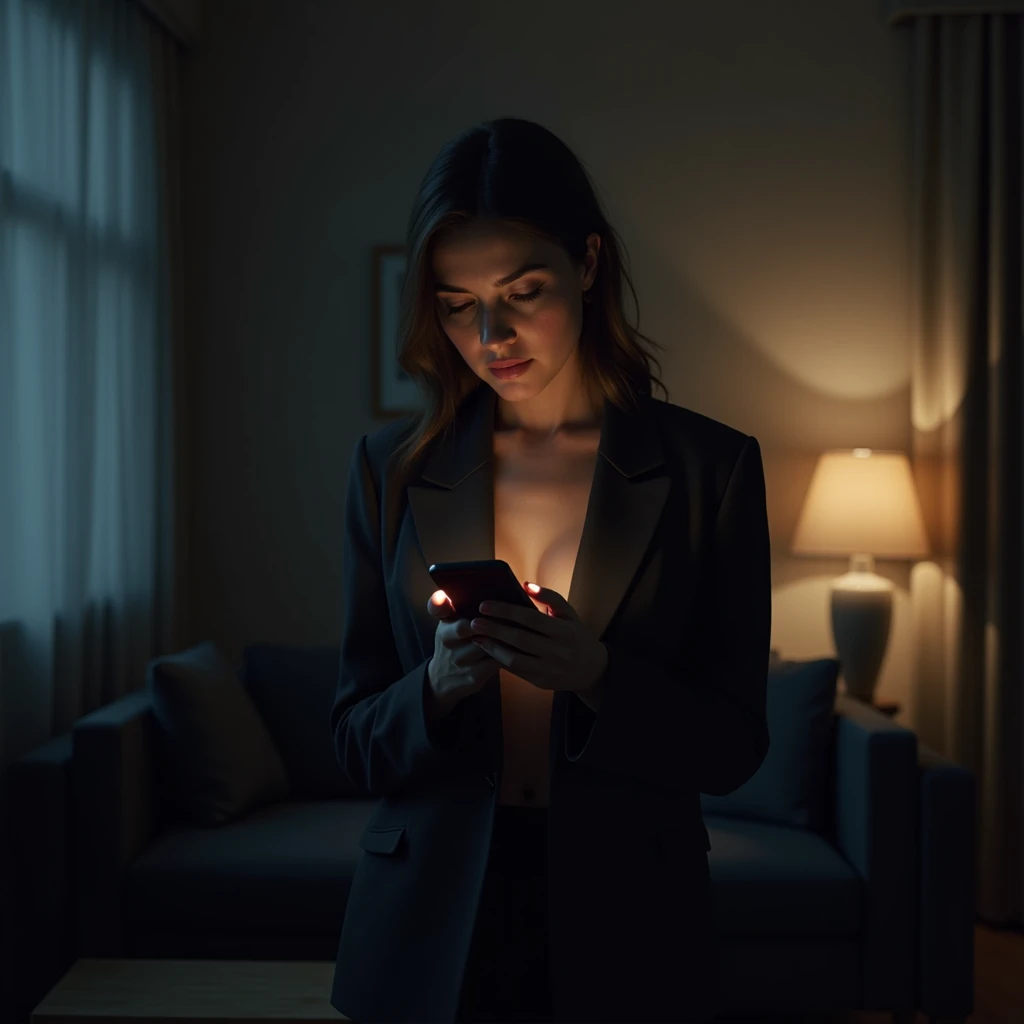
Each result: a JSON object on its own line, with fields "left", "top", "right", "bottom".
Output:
{"left": 392, "top": 117, "right": 669, "bottom": 477}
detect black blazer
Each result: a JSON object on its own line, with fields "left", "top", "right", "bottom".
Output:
{"left": 330, "top": 382, "right": 771, "bottom": 1024}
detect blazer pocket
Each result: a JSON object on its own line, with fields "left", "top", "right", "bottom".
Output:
{"left": 358, "top": 825, "right": 407, "bottom": 856}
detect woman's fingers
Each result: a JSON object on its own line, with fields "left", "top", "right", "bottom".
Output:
{"left": 470, "top": 618, "right": 549, "bottom": 657}
{"left": 427, "top": 590, "right": 456, "bottom": 619}
{"left": 453, "top": 641, "right": 494, "bottom": 667}
{"left": 442, "top": 619, "right": 478, "bottom": 646}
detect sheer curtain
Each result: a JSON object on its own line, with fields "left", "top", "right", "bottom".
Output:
{"left": 887, "top": 2, "right": 1024, "bottom": 930}
{"left": 0, "top": 0, "right": 178, "bottom": 792}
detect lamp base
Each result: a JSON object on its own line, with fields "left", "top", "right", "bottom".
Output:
{"left": 830, "top": 554, "right": 893, "bottom": 702}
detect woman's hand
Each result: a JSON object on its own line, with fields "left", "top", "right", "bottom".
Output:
{"left": 470, "top": 582, "right": 608, "bottom": 698}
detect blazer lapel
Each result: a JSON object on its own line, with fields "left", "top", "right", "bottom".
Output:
{"left": 568, "top": 396, "right": 670, "bottom": 642}
{"left": 406, "top": 383, "right": 498, "bottom": 571}
{"left": 408, "top": 383, "right": 669, "bottom": 631}
{"left": 406, "top": 382, "right": 671, "bottom": 772}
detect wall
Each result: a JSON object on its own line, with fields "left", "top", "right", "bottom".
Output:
{"left": 180, "top": 0, "right": 917, "bottom": 715}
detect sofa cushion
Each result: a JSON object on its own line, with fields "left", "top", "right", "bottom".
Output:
{"left": 701, "top": 657, "right": 838, "bottom": 833}
{"left": 242, "top": 644, "right": 356, "bottom": 799}
{"left": 126, "top": 799, "right": 861, "bottom": 942}
{"left": 124, "top": 798, "right": 378, "bottom": 934}
{"left": 147, "top": 642, "right": 290, "bottom": 827}
{"left": 704, "top": 814, "right": 861, "bottom": 937}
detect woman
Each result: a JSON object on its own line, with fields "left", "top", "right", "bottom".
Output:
{"left": 329, "top": 117, "right": 771, "bottom": 1024}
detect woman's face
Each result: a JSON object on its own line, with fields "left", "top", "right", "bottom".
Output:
{"left": 431, "top": 221, "right": 600, "bottom": 399}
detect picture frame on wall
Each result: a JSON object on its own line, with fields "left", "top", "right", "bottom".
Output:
{"left": 372, "top": 246, "right": 422, "bottom": 418}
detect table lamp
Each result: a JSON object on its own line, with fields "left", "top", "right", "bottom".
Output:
{"left": 791, "top": 448, "right": 930, "bottom": 702}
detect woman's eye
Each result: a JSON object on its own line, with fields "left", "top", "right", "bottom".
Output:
{"left": 443, "top": 286, "right": 543, "bottom": 317}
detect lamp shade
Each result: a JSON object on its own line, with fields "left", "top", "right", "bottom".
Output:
{"left": 791, "top": 449, "right": 930, "bottom": 559}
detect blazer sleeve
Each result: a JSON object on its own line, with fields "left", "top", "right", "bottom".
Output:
{"left": 330, "top": 434, "right": 468, "bottom": 798}
{"left": 564, "top": 433, "right": 772, "bottom": 797}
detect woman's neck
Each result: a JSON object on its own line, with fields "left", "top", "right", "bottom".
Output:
{"left": 494, "top": 362, "right": 603, "bottom": 441}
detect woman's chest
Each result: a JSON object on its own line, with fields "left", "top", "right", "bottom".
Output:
{"left": 492, "top": 438, "right": 599, "bottom": 599}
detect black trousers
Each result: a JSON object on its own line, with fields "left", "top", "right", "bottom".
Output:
{"left": 456, "top": 804, "right": 553, "bottom": 1023}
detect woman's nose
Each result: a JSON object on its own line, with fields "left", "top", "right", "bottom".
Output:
{"left": 478, "top": 316, "right": 515, "bottom": 348}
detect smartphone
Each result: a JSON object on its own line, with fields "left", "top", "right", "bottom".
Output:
{"left": 427, "top": 559, "right": 538, "bottom": 627}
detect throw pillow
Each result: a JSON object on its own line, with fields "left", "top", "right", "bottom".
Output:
{"left": 147, "top": 641, "right": 290, "bottom": 826}
{"left": 700, "top": 657, "right": 838, "bottom": 833}
{"left": 242, "top": 644, "right": 356, "bottom": 799}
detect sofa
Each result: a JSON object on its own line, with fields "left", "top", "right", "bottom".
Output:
{"left": 6, "top": 643, "right": 975, "bottom": 1024}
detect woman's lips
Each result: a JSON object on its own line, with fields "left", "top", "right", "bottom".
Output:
{"left": 488, "top": 359, "right": 533, "bottom": 380}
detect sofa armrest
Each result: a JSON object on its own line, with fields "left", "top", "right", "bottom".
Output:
{"left": 5, "top": 732, "right": 75, "bottom": 1022}
{"left": 71, "top": 688, "right": 160, "bottom": 956}
{"left": 832, "top": 694, "right": 918, "bottom": 1010}
{"left": 915, "top": 741, "right": 975, "bottom": 1020}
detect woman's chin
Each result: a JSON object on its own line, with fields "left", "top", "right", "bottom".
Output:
{"left": 486, "top": 379, "right": 544, "bottom": 400}
{"left": 482, "top": 369, "right": 546, "bottom": 396}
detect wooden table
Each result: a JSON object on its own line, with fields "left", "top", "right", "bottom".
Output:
{"left": 31, "top": 958, "right": 347, "bottom": 1023}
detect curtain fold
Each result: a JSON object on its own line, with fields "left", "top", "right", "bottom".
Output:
{"left": 0, "top": 0, "right": 186, "bottom": 1014}
{"left": 888, "top": 0, "right": 1024, "bottom": 24}
{"left": 905, "top": 11, "right": 1024, "bottom": 926}
{"left": 0, "top": 0, "right": 178, "bottom": 765}
{"left": 147, "top": 0, "right": 189, "bottom": 665}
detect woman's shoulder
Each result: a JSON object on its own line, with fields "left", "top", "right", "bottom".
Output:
{"left": 643, "top": 396, "right": 763, "bottom": 510}
{"left": 356, "top": 414, "right": 422, "bottom": 492}
{"left": 644, "top": 394, "right": 757, "bottom": 461}
{"left": 363, "top": 414, "right": 418, "bottom": 462}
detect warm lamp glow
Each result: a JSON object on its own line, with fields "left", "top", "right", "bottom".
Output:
{"left": 792, "top": 449, "right": 930, "bottom": 559}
